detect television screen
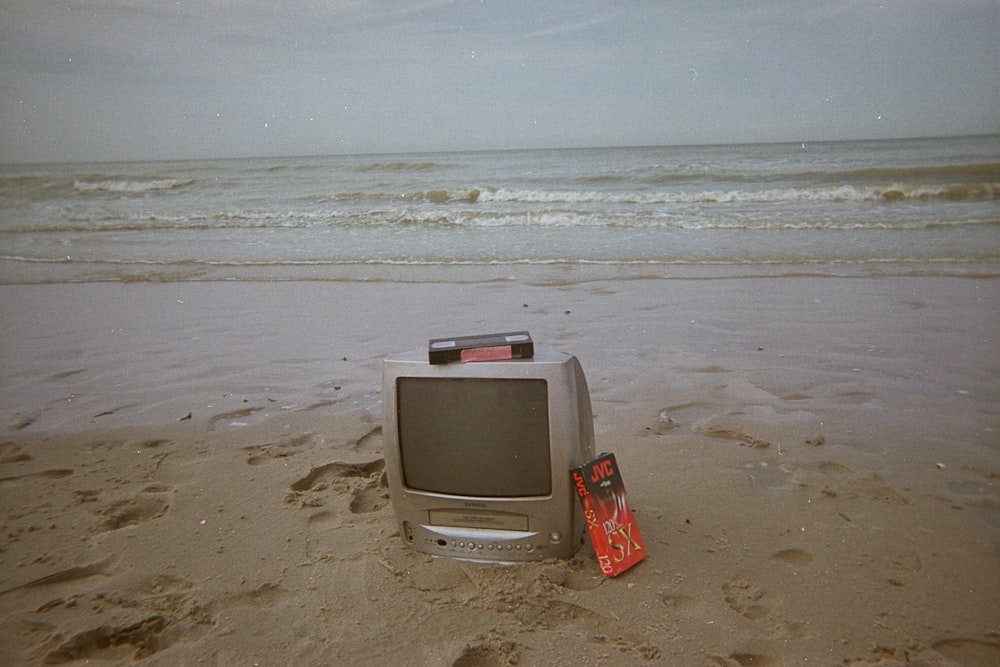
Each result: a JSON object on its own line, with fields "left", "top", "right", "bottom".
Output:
{"left": 396, "top": 377, "right": 552, "bottom": 497}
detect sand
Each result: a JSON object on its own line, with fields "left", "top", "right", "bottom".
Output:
{"left": 1, "top": 272, "right": 998, "bottom": 666}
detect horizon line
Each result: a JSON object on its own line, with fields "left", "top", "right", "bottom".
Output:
{"left": 4, "top": 131, "right": 999, "bottom": 167}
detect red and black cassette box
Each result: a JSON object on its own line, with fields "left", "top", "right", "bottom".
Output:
{"left": 571, "top": 452, "right": 647, "bottom": 577}
{"left": 428, "top": 331, "right": 533, "bottom": 364}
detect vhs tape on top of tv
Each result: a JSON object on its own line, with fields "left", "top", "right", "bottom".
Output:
{"left": 428, "top": 331, "right": 534, "bottom": 364}
{"left": 571, "top": 452, "right": 647, "bottom": 577}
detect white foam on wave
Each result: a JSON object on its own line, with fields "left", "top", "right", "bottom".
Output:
{"left": 72, "top": 178, "right": 194, "bottom": 193}
{"left": 476, "top": 183, "right": 999, "bottom": 205}
{"left": 16, "top": 205, "right": 994, "bottom": 234}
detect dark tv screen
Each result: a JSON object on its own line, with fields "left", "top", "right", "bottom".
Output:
{"left": 396, "top": 377, "right": 552, "bottom": 497}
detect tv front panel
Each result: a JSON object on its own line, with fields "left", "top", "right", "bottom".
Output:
{"left": 382, "top": 349, "right": 595, "bottom": 562}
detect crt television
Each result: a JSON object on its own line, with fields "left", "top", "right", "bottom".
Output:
{"left": 381, "top": 348, "right": 596, "bottom": 562}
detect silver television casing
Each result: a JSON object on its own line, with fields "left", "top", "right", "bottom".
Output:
{"left": 381, "top": 349, "right": 596, "bottom": 562}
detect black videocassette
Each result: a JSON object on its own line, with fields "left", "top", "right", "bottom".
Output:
{"left": 427, "top": 331, "right": 534, "bottom": 364}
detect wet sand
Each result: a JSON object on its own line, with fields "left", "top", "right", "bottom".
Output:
{"left": 1, "top": 273, "right": 998, "bottom": 665}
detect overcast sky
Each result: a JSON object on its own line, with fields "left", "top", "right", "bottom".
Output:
{"left": 1, "top": 1, "right": 997, "bottom": 163}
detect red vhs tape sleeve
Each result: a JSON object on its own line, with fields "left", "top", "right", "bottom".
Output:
{"left": 571, "top": 452, "right": 647, "bottom": 577}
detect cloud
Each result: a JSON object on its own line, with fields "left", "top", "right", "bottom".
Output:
{"left": 1, "top": 0, "right": 996, "bottom": 161}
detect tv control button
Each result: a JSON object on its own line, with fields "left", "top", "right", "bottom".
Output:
{"left": 526, "top": 544, "right": 534, "bottom": 552}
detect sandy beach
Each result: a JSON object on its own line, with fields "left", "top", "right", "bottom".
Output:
{"left": 1, "top": 272, "right": 998, "bottom": 666}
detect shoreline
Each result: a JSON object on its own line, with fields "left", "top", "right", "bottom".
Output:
{"left": 3, "top": 257, "right": 1000, "bottom": 286}
{"left": 1, "top": 273, "right": 998, "bottom": 665}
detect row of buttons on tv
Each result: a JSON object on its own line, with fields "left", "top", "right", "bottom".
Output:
{"left": 436, "top": 539, "right": 535, "bottom": 552}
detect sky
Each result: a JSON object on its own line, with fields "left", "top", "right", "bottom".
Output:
{"left": 1, "top": 0, "right": 998, "bottom": 163}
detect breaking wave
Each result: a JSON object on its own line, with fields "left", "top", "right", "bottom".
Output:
{"left": 72, "top": 177, "right": 195, "bottom": 193}
{"left": 6, "top": 207, "right": 996, "bottom": 234}
{"left": 287, "top": 181, "right": 1000, "bottom": 210}
{"left": 475, "top": 183, "right": 1000, "bottom": 205}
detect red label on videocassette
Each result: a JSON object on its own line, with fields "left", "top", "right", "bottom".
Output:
{"left": 571, "top": 452, "right": 647, "bottom": 577}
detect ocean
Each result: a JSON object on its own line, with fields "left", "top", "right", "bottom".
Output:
{"left": 1, "top": 135, "right": 998, "bottom": 284}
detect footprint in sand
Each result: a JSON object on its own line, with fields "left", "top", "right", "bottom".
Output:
{"left": 722, "top": 576, "right": 770, "bottom": 620}
{"left": 348, "top": 485, "right": 388, "bottom": 514}
{"left": 534, "top": 598, "right": 663, "bottom": 659}
{"left": 771, "top": 548, "right": 813, "bottom": 566}
{"left": 38, "top": 574, "right": 214, "bottom": 664}
{"left": 589, "top": 627, "right": 663, "bottom": 661}
{"left": 452, "top": 638, "right": 525, "bottom": 667}
{"left": 523, "top": 557, "right": 603, "bottom": 592}
{"left": 699, "top": 426, "right": 772, "bottom": 450}
{"left": 659, "top": 591, "right": 719, "bottom": 624}
{"left": 818, "top": 461, "right": 854, "bottom": 477}
{"left": 286, "top": 459, "right": 387, "bottom": 512}
{"left": 289, "top": 459, "right": 385, "bottom": 492}
{"left": 225, "top": 582, "right": 294, "bottom": 609}
{"left": 533, "top": 599, "right": 603, "bottom": 631}
{"left": 43, "top": 616, "right": 169, "bottom": 663}
{"left": 931, "top": 638, "right": 1000, "bottom": 666}
{"left": 349, "top": 425, "right": 381, "bottom": 451}
{"left": 867, "top": 480, "right": 911, "bottom": 505}
{"left": 814, "top": 461, "right": 912, "bottom": 505}
{"left": 0, "top": 442, "right": 32, "bottom": 463}
{"left": 95, "top": 489, "right": 171, "bottom": 532}
{"left": 243, "top": 432, "right": 322, "bottom": 466}
{"left": 842, "top": 640, "right": 1000, "bottom": 666}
